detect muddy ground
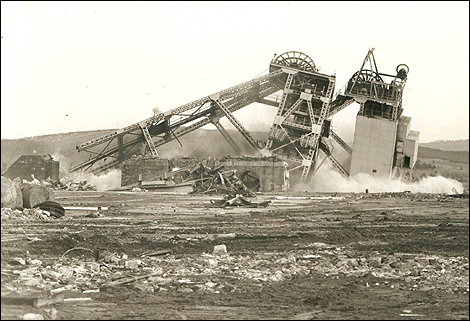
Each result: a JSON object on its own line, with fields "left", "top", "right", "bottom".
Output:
{"left": 1, "top": 191, "right": 469, "bottom": 320}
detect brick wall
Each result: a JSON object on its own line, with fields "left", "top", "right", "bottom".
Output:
{"left": 216, "top": 157, "right": 287, "bottom": 192}
{"left": 121, "top": 156, "right": 288, "bottom": 191}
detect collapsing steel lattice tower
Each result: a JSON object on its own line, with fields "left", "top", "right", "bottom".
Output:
{"left": 71, "top": 49, "right": 411, "bottom": 181}
{"left": 261, "top": 52, "right": 346, "bottom": 179}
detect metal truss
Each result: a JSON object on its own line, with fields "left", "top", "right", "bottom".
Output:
{"left": 71, "top": 69, "right": 284, "bottom": 173}
{"left": 263, "top": 53, "right": 337, "bottom": 181}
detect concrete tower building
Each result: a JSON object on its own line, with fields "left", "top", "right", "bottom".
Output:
{"left": 345, "top": 49, "right": 419, "bottom": 180}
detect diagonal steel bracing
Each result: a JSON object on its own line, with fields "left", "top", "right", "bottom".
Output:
{"left": 72, "top": 73, "right": 282, "bottom": 173}
{"left": 210, "top": 118, "right": 242, "bottom": 154}
{"left": 211, "top": 95, "right": 260, "bottom": 152}
{"left": 330, "top": 131, "right": 352, "bottom": 155}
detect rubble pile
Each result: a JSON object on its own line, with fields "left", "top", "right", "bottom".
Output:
{"left": 2, "top": 244, "right": 467, "bottom": 296}
{"left": 1, "top": 207, "right": 54, "bottom": 221}
{"left": 353, "top": 192, "right": 467, "bottom": 201}
{"left": 50, "top": 180, "right": 97, "bottom": 191}
{"left": 164, "top": 162, "right": 255, "bottom": 197}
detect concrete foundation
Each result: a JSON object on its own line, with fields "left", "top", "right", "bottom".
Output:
{"left": 121, "top": 156, "right": 289, "bottom": 192}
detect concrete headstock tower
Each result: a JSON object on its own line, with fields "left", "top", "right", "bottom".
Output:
{"left": 345, "top": 49, "right": 419, "bottom": 180}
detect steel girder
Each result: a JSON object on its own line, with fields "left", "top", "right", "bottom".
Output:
{"left": 71, "top": 71, "right": 284, "bottom": 173}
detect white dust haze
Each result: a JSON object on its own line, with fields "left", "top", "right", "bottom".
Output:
{"left": 65, "top": 169, "right": 122, "bottom": 192}
{"left": 50, "top": 149, "right": 464, "bottom": 194}
{"left": 294, "top": 163, "right": 464, "bottom": 194}
{"left": 51, "top": 151, "right": 121, "bottom": 191}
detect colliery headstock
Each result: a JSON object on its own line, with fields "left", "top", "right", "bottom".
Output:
{"left": 72, "top": 48, "right": 417, "bottom": 183}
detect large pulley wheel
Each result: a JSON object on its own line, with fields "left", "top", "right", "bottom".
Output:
{"left": 272, "top": 51, "right": 316, "bottom": 72}
{"left": 351, "top": 70, "right": 384, "bottom": 83}
{"left": 396, "top": 64, "right": 409, "bottom": 74}
{"left": 396, "top": 64, "right": 409, "bottom": 79}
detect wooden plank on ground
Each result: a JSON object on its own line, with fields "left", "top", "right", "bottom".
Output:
{"left": 1, "top": 293, "right": 64, "bottom": 307}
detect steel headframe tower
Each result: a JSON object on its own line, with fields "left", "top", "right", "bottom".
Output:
{"left": 70, "top": 51, "right": 355, "bottom": 180}
{"left": 261, "top": 51, "right": 338, "bottom": 181}
{"left": 345, "top": 48, "right": 409, "bottom": 120}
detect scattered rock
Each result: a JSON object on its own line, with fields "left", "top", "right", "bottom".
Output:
{"left": 368, "top": 256, "right": 384, "bottom": 268}
{"left": 9, "top": 258, "right": 26, "bottom": 266}
{"left": 125, "top": 260, "right": 140, "bottom": 269}
{"left": 213, "top": 245, "right": 227, "bottom": 256}
{"left": 23, "top": 313, "right": 44, "bottom": 320}
{"left": 26, "top": 258, "right": 42, "bottom": 265}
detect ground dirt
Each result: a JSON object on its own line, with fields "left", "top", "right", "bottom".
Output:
{"left": 1, "top": 191, "right": 469, "bottom": 320}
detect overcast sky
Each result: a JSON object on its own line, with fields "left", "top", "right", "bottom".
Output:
{"left": 1, "top": 1, "right": 469, "bottom": 143}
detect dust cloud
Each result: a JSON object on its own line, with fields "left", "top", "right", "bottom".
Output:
{"left": 67, "top": 169, "right": 121, "bottom": 192}
{"left": 51, "top": 150, "right": 121, "bottom": 191}
{"left": 294, "top": 163, "right": 464, "bottom": 194}
{"left": 50, "top": 150, "right": 70, "bottom": 178}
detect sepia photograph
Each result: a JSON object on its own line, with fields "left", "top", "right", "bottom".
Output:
{"left": 1, "top": 1, "right": 468, "bottom": 319}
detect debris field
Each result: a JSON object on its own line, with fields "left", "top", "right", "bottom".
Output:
{"left": 1, "top": 191, "right": 468, "bottom": 320}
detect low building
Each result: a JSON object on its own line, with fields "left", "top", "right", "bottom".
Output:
{"left": 2, "top": 154, "right": 60, "bottom": 182}
{"left": 121, "top": 155, "right": 289, "bottom": 192}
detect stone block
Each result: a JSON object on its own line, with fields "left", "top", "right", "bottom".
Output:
{"left": 213, "top": 245, "right": 227, "bottom": 256}
{"left": 125, "top": 260, "right": 139, "bottom": 269}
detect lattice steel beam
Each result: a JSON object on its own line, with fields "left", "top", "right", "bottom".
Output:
{"left": 211, "top": 96, "right": 260, "bottom": 151}
{"left": 139, "top": 122, "right": 158, "bottom": 156}
{"left": 76, "top": 69, "right": 283, "bottom": 152}
{"left": 211, "top": 118, "right": 242, "bottom": 154}
{"left": 330, "top": 131, "right": 352, "bottom": 155}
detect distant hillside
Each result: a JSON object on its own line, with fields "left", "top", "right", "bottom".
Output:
{"left": 418, "top": 146, "right": 469, "bottom": 164}
{"left": 1, "top": 129, "right": 117, "bottom": 171}
{"left": 420, "top": 139, "right": 469, "bottom": 151}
